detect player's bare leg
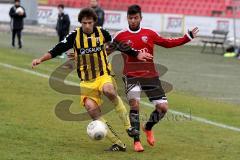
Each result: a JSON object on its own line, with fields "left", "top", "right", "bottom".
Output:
{"left": 129, "top": 99, "right": 144, "bottom": 152}
{"left": 84, "top": 98, "right": 101, "bottom": 120}
{"left": 84, "top": 98, "right": 126, "bottom": 152}
{"left": 102, "top": 83, "right": 139, "bottom": 138}
{"left": 143, "top": 102, "right": 168, "bottom": 146}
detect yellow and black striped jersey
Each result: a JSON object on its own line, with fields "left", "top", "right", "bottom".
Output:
{"left": 49, "top": 26, "right": 138, "bottom": 81}
{"left": 74, "top": 27, "right": 111, "bottom": 81}
{"left": 49, "top": 26, "right": 112, "bottom": 81}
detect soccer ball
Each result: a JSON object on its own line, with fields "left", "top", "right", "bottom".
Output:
{"left": 16, "top": 7, "right": 24, "bottom": 14}
{"left": 87, "top": 120, "right": 107, "bottom": 140}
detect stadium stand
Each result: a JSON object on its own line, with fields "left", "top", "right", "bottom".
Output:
{"left": 40, "top": 0, "right": 240, "bottom": 18}
{"left": 0, "top": 0, "right": 14, "bottom": 3}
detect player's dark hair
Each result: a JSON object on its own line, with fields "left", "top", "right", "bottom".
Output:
{"left": 127, "top": 4, "right": 142, "bottom": 16}
{"left": 15, "top": 0, "right": 20, "bottom": 2}
{"left": 78, "top": 8, "right": 98, "bottom": 22}
{"left": 58, "top": 4, "right": 64, "bottom": 9}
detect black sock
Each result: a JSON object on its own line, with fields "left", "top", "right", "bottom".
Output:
{"left": 145, "top": 109, "right": 166, "bottom": 131}
{"left": 129, "top": 110, "right": 140, "bottom": 142}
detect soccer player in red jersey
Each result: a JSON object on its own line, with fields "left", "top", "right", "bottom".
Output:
{"left": 113, "top": 5, "right": 199, "bottom": 152}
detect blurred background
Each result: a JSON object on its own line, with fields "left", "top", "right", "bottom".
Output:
{"left": 0, "top": 0, "right": 240, "bottom": 44}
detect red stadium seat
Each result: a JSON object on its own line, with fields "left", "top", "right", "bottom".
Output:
{"left": 44, "top": 0, "right": 239, "bottom": 18}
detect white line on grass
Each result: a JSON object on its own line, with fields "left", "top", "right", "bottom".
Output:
{"left": 1, "top": 62, "right": 240, "bottom": 132}
{"left": 168, "top": 71, "right": 240, "bottom": 79}
{"left": 141, "top": 101, "right": 240, "bottom": 132}
{"left": 34, "top": 66, "right": 77, "bottom": 78}
{"left": 0, "top": 62, "right": 78, "bottom": 86}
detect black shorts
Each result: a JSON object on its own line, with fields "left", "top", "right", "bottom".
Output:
{"left": 123, "top": 76, "right": 167, "bottom": 103}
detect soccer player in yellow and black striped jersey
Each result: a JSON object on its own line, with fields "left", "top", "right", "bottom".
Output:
{"left": 32, "top": 8, "right": 152, "bottom": 152}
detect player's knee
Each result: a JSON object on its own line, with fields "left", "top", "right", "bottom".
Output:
{"left": 156, "top": 103, "right": 168, "bottom": 113}
{"left": 84, "top": 98, "right": 101, "bottom": 119}
{"left": 129, "top": 99, "right": 140, "bottom": 110}
{"left": 84, "top": 98, "right": 96, "bottom": 109}
{"left": 103, "top": 88, "right": 117, "bottom": 100}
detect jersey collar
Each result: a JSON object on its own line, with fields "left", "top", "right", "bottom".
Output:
{"left": 127, "top": 26, "right": 142, "bottom": 34}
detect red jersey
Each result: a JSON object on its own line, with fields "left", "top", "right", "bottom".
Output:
{"left": 113, "top": 27, "right": 192, "bottom": 78}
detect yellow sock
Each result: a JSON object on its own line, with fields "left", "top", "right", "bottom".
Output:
{"left": 99, "top": 117, "right": 125, "bottom": 147}
{"left": 113, "top": 96, "right": 131, "bottom": 130}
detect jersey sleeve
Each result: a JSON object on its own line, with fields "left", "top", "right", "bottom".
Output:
{"left": 107, "top": 31, "right": 138, "bottom": 57}
{"left": 101, "top": 28, "right": 112, "bottom": 43}
{"left": 112, "top": 31, "right": 121, "bottom": 42}
{"left": 21, "top": 7, "right": 26, "bottom": 18}
{"left": 9, "top": 7, "right": 16, "bottom": 18}
{"left": 151, "top": 30, "right": 191, "bottom": 48}
{"left": 49, "top": 29, "right": 77, "bottom": 58}
{"left": 9, "top": 7, "right": 21, "bottom": 18}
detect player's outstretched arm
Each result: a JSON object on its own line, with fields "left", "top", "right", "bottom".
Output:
{"left": 102, "top": 28, "right": 153, "bottom": 61}
{"left": 32, "top": 30, "right": 77, "bottom": 69}
{"left": 137, "top": 48, "right": 153, "bottom": 61}
{"left": 106, "top": 40, "right": 153, "bottom": 61}
{"left": 154, "top": 27, "right": 199, "bottom": 48}
{"left": 32, "top": 53, "right": 52, "bottom": 69}
{"left": 188, "top": 27, "right": 199, "bottom": 39}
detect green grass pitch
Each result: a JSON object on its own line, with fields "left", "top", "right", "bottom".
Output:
{"left": 0, "top": 32, "right": 240, "bottom": 160}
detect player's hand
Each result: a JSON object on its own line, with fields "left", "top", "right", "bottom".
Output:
{"left": 32, "top": 59, "right": 41, "bottom": 69}
{"left": 67, "top": 52, "right": 75, "bottom": 60}
{"left": 188, "top": 27, "right": 199, "bottom": 39}
{"left": 137, "top": 50, "right": 153, "bottom": 61}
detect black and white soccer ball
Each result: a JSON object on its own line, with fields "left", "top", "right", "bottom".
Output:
{"left": 87, "top": 120, "right": 107, "bottom": 140}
